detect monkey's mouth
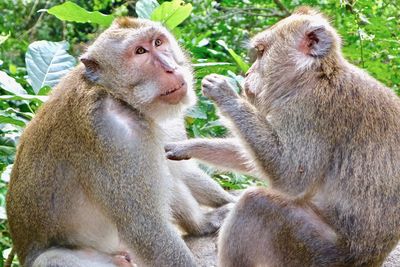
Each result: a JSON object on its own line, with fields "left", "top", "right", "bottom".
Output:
{"left": 160, "top": 82, "right": 185, "bottom": 97}
{"left": 159, "top": 81, "right": 188, "bottom": 105}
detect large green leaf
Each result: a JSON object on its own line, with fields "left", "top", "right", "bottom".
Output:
{"left": 25, "top": 41, "right": 76, "bottom": 94}
{"left": 151, "top": 0, "right": 192, "bottom": 30}
{"left": 46, "top": 1, "right": 114, "bottom": 26}
{"left": 0, "top": 70, "right": 27, "bottom": 95}
{"left": 136, "top": 0, "right": 159, "bottom": 19}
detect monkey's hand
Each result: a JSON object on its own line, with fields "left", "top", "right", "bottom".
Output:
{"left": 202, "top": 74, "right": 239, "bottom": 104}
{"left": 165, "top": 142, "right": 192, "bottom": 161}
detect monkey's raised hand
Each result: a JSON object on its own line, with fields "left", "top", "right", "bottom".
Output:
{"left": 165, "top": 142, "right": 192, "bottom": 161}
{"left": 201, "top": 74, "right": 239, "bottom": 104}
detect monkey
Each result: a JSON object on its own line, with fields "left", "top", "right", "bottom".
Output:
{"left": 6, "top": 17, "right": 235, "bottom": 267}
{"left": 165, "top": 7, "right": 400, "bottom": 267}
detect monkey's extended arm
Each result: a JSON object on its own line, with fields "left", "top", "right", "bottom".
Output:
{"left": 201, "top": 74, "right": 281, "bottom": 176}
{"left": 165, "top": 138, "right": 254, "bottom": 175}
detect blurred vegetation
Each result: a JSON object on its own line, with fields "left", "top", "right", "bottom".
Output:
{"left": 0, "top": 0, "right": 398, "bottom": 265}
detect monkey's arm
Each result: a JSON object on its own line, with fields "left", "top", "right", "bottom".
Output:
{"left": 202, "top": 74, "right": 281, "bottom": 175}
{"left": 165, "top": 138, "right": 254, "bottom": 175}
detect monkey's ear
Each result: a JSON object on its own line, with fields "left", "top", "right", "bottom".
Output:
{"left": 80, "top": 54, "right": 100, "bottom": 82}
{"left": 300, "top": 25, "right": 333, "bottom": 58}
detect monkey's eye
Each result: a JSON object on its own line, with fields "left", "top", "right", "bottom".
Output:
{"left": 135, "top": 47, "right": 147, "bottom": 54}
{"left": 155, "top": 39, "right": 162, "bottom": 47}
{"left": 255, "top": 44, "right": 266, "bottom": 56}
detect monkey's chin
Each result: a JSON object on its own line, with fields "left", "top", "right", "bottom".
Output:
{"left": 159, "top": 83, "right": 188, "bottom": 105}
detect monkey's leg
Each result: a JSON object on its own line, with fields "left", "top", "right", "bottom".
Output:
{"left": 218, "top": 187, "right": 342, "bottom": 267}
{"left": 172, "top": 178, "right": 232, "bottom": 236}
{"left": 32, "top": 248, "right": 134, "bottom": 267}
{"left": 165, "top": 138, "right": 254, "bottom": 174}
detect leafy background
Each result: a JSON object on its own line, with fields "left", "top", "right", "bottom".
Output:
{"left": 0, "top": 0, "right": 398, "bottom": 265}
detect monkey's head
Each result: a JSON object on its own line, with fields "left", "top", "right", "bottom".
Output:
{"left": 244, "top": 6, "right": 342, "bottom": 100}
{"left": 80, "top": 17, "right": 195, "bottom": 119}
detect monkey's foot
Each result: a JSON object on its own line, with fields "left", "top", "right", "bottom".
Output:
{"left": 112, "top": 252, "right": 136, "bottom": 267}
{"left": 198, "top": 203, "right": 234, "bottom": 236}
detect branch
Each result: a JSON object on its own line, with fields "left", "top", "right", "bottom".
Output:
{"left": 217, "top": 8, "right": 287, "bottom": 20}
{"left": 273, "top": 0, "right": 290, "bottom": 16}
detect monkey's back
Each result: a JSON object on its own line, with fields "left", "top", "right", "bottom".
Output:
{"left": 6, "top": 68, "right": 112, "bottom": 264}
{"left": 314, "top": 66, "right": 400, "bottom": 263}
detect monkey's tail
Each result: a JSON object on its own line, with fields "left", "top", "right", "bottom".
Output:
{"left": 4, "top": 247, "right": 15, "bottom": 267}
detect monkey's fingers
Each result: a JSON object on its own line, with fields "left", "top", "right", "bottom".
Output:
{"left": 201, "top": 80, "right": 219, "bottom": 100}
{"left": 164, "top": 144, "right": 191, "bottom": 161}
{"left": 204, "top": 73, "right": 228, "bottom": 81}
{"left": 202, "top": 75, "right": 239, "bottom": 101}
{"left": 166, "top": 151, "right": 191, "bottom": 161}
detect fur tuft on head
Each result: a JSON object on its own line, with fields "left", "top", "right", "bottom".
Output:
{"left": 114, "top": 17, "right": 144, "bottom": 29}
{"left": 293, "top": 6, "right": 320, "bottom": 16}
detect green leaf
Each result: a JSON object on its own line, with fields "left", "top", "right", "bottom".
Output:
{"left": 186, "top": 106, "right": 207, "bottom": 119}
{"left": 26, "top": 41, "right": 76, "bottom": 94}
{"left": 0, "top": 71, "right": 27, "bottom": 95}
{"left": 0, "top": 145, "right": 15, "bottom": 157}
{"left": 46, "top": 1, "right": 114, "bottom": 26}
{"left": 38, "top": 86, "right": 52, "bottom": 96}
{"left": 1, "top": 164, "right": 12, "bottom": 183}
{"left": 0, "top": 94, "right": 48, "bottom": 103}
{"left": 151, "top": 0, "right": 192, "bottom": 30}
{"left": 0, "top": 111, "right": 26, "bottom": 127}
{"left": 0, "top": 32, "right": 10, "bottom": 46}
{"left": 216, "top": 40, "right": 249, "bottom": 73}
{"left": 136, "top": 0, "right": 159, "bottom": 19}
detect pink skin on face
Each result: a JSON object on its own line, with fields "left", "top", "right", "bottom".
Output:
{"left": 126, "top": 34, "right": 188, "bottom": 105}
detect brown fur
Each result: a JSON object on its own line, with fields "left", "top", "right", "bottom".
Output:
{"left": 115, "top": 17, "right": 143, "bottom": 29}
{"left": 166, "top": 8, "right": 400, "bottom": 267}
{"left": 6, "top": 17, "right": 235, "bottom": 267}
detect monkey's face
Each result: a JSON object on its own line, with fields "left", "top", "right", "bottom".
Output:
{"left": 244, "top": 8, "right": 339, "bottom": 105}
{"left": 81, "top": 18, "right": 195, "bottom": 118}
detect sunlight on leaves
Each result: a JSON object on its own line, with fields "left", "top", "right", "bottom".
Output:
{"left": 151, "top": 0, "right": 192, "bottom": 30}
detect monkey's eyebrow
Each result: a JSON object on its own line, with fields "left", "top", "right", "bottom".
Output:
{"left": 249, "top": 40, "right": 263, "bottom": 51}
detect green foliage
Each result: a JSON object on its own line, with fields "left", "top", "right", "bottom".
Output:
{"left": 26, "top": 41, "right": 76, "bottom": 93}
{"left": 46, "top": 1, "right": 115, "bottom": 26}
{"left": 151, "top": 0, "right": 193, "bottom": 30}
{"left": 0, "top": 0, "right": 398, "bottom": 265}
{"left": 216, "top": 40, "right": 249, "bottom": 73}
{"left": 0, "top": 71, "right": 26, "bottom": 95}
{"left": 136, "top": 0, "right": 160, "bottom": 19}
{"left": 0, "top": 33, "right": 10, "bottom": 46}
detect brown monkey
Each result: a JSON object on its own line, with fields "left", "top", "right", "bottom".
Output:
{"left": 166, "top": 7, "right": 400, "bottom": 267}
{"left": 6, "top": 17, "right": 234, "bottom": 267}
